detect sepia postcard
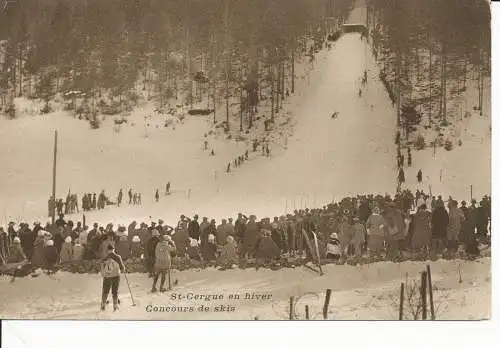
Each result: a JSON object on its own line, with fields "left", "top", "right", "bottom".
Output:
{"left": 0, "top": 0, "right": 491, "bottom": 320}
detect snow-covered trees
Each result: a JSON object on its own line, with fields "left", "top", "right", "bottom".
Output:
{"left": 1, "top": 0, "right": 354, "bottom": 126}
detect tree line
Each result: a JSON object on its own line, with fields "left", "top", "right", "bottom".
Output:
{"left": 367, "top": 0, "right": 490, "bottom": 135}
{"left": 0, "top": 0, "right": 353, "bottom": 129}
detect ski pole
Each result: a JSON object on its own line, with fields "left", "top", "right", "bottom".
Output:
{"left": 123, "top": 272, "right": 136, "bottom": 306}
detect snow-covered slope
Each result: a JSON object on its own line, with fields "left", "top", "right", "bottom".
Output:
{"left": 0, "top": 21, "right": 397, "bottom": 227}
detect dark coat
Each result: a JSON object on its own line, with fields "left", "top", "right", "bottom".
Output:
{"left": 44, "top": 246, "right": 59, "bottom": 269}
{"left": 431, "top": 206, "right": 449, "bottom": 239}
{"left": 188, "top": 221, "right": 200, "bottom": 240}
{"left": 410, "top": 210, "right": 432, "bottom": 249}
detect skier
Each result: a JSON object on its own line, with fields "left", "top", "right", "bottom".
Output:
{"left": 417, "top": 169, "right": 423, "bottom": 183}
{"left": 245, "top": 150, "right": 249, "bottom": 160}
{"left": 117, "top": 189, "right": 123, "bottom": 207}
{"left": 204, "top": 140, "right": 208, "bottom": 150}
{"left": 210, "top": 149, "right": 215, "bottom": 156}
{"left": 331, "top": 111, "right": 338, "bottom": 119}
{"left": 151, "top": 235, "right": 176, "bottom": 292}
{"left": 226, "top": 163, "right": 231, "bottom": 173}
{"left": 253, "top": 139, "right": 258, "bottom": 152}
{"left": 358, "top": 88, "right": 362, "bottom": 98}
{"left": 100, "top": 244, "right": 125, "bottom": 311}
{"left": 166, "top": 182, "right": 171, "bottom": 195}
{"left": 266, "top": 144, "right": 270, "bottom": 157}
{"left": 155, "top": 189, "right": 159, "bottom": 202}
{"left": 398, "top": 168, "right": 405, "bottom": 184}
{"left": 128, "top": 189, "right": 133, "bottom": 204}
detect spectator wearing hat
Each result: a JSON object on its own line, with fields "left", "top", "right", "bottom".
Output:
{"left": 8, "top": 237, "right": 26, "bottom": 263}
{"left": 116, "top": 226, "right": 130, "bottom": 260}
{"left": 366, "top": 206, "right": 387, "bottom": 254}
{"left": 131, "top": 235, "right": 143, "bottom": 259}
{"left": 146, "top": 229, "right": 161, "bottom": 277}
{"left": 59, "top": 236, "right": 73, "bottom": 263}
{"left": 44, "top": 239, "right": 59, "bottom": 271}
{"left": 188, "top": 215, "right": 200, "bottom": 240}
{"left": 31, "top": 230, "right": 46, "bottom": 268}
{"left": 0, "top": 227, "right": 9, "bottom": 263}
{"left": 72, "top": 238, "right": 84, "bottom": 261}
{"left": 202, "top": 233, "right": 217, "bottom": 262}
{"left": 8, "top": 222, "right": 17, "bottom": 243}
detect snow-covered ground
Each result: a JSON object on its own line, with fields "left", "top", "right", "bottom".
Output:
{"left": 0, "top": 20, "right": 397, "bottom": 227}
{"left": 0, "top": 1, "right": 491, "bottom": 321}
{"left": 0, "top": 258, "right": 490, "bottom": 320}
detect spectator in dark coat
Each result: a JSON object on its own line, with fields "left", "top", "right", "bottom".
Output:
{"left": 146, "top": 230, "right": 161, "bottom": 277}
{"left": 43, "top": 240, "right": 59, "bottom": 271}
{"left": 188, "top": 215, "right": 200, "bottom": 240}
{"left": 410, "top": 205, "right": 432, "bottom": 250}
{"left": 431, "top": 204, "right": 449, "bottom": 253}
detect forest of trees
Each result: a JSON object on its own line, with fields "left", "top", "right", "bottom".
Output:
{"left": 0, "top": 0, "right": 353, "bottom": 128}
{"left": 367, "top": 0, "right": 490, "bottom": 135}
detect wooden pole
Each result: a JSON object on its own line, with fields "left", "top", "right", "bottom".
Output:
{"left": 305, "top": 305, "right": 310, "bottom": 320}
{"left": 427, "top": 265, "right": 435, "bottom": 320}
{"left": 399, "top": 282, "right": 404, "bottom": 320}
{"left": 51, "top": 130, "right": 58, "bottom": 225}
{"left": 323, "top": 289, "right": 332, "bottom": 319}
{"left": 470, "top": 185, "right": 473, "bottom": 202}
{"left": 421, "top": 271, "right": 427, "bottom": 320}
{"left": 289, "top": 297, "right": 294, "bottom": 320}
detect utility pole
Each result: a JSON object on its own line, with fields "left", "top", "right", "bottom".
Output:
{"left": 51, "top": 130, "right": 58, "bottom": 225}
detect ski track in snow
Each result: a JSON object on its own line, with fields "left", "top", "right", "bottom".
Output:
{"left": 0, "top": 30, "right": 397, "bottom": 227}
{"left": 0, "top": 2, "right": 491, "bottom": 320}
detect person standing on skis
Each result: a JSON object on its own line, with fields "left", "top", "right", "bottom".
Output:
{"left": 100, "top": 244, "right": 125, "bottom": 311}
{"left": 151, "top": 235, "right": 176, "bottom": 292}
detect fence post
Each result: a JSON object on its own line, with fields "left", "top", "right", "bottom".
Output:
{"left": 399, "top": 282, "right": 404, "bottom": 320}
{"left": 427, "top": 265, "right": 435, "bottom": 320}
{"left": 305, "top": 305, "right": 310, "bottom": 320}
{"left": 323, "top": 289, "right": 332, "bottom": 319}
{"left": 421, "top": 271, "right": 427, "bottom": 320}
{"left": 289, "top": 297, "right": 294, "bottom": 320}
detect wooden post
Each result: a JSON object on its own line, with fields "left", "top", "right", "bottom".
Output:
{"left": 399, "top": 282, "right": 404, "bottom": 320}
{"left": 421, "top": 271, "right": 427, "bottom": 320}
{"left": 470, "top": 185, "right": 473, "bottom": 202}
{"left": 51, "top": 130, "right": 58, "bottom": 225}
{"left": 427, "top": 265, "right": 435, "bottom": 320}
{"left": 323, "top": 289, "right": 332, "bottom": 319}
{"left": 289, "top": 296, "right": 294, "bottom": 320}
{"left": 305, "top": 305, "right": 310, "bottom": 320}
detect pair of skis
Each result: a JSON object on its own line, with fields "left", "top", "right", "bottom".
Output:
{"left": 301, "top": 229, "right": 324, "bottom": 276}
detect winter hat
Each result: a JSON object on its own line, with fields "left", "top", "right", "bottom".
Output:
{"left": 226, "top": 235, "right": 235, "bottom": 244}
{"left": 189, "top": 238, "right": 198, "bottom": 247}
{"left": 330, "top": 233, "right": 339, "bottom": 240}
{"left": 45, "top": 240, "right": 54, "bottom": 247}
{"left": 152, "top": 229, "right": 160, "bottom": 237}
{"left": 132, "top": 235, "right": 140, "bottom": 243}
{"left": 13, "top": 236, "right": 21, "bottom": 243}
{"left": 208, "top": 234, "right": 215, "bottom": 244}
{"left": 65, "top": 236, "right": 72, "bottom": 243}
{"left": 107, "top": 244, "right": 115, "bottom": 251}
{"left": 37, "top": 230, "right": 45, "bottom": 237}
{"left": 163, "top": 235, "right": 173, "bottom": 243}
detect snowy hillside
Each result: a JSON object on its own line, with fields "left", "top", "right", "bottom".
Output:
{"left": 0, "top": 23, "right": 398, "bottom": 227}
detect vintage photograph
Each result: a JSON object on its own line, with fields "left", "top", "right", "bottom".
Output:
{"left": 0, "top": 0, "right": 491, "bottom": 320}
